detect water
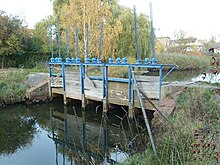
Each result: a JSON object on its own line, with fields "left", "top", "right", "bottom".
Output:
{"left": 0, "top": 102, "right": 148, "bottom": 164}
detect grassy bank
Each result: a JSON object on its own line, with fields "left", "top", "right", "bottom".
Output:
{"left": 124, "top": 88, "right": 220, "bottom": 164}
{"left": 0, "top": 69, "right": 29, "bottom": 105}
{"left": 157, "top": 53, "right": 212, "bottom": 70}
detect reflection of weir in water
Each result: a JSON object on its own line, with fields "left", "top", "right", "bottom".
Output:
{"left": 49, "top": 107, "right": 131, "bottom": 164}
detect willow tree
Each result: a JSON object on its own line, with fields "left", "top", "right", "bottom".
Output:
{"left": 53, "top": 0, "right": 122, "bottom": 61}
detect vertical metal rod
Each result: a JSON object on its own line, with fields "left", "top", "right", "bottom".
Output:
{"left": 58, "top": 21, "right": 61, "bottom": 58}
{"left": 105, "top": 66, "right": 108, "bottom": 99}
{"left": 132, "top": 71, "right": 157, "bottom": 156}
{"left": 128, "top": 65, "right": 131, "bottom": 103}
{"left": 64, "top": 106, "right": 68, "bottom": 143}
{"left": 131, "top": 67, "right": 135, "bottom": 107}
{"left": 134, "top": 6, "right": 140, "bottom": 60}
{"left": 159, "top": 66, "right": 163, "bottom": 104}
{"left": 63, "top": 145, "right": 65, "bottom": 165}
{"left": 150, "top": 2, "right": 156, "bottom": 59}
{"left": 86, "top": 23, "right": 89, "bottom": 58}
{"left": 99, "top": 22, "right": 104, "bottom": 59}
{"left": 62, "top": 63, "right": 67, "bottom": 104}
{"left": 49, "top": 65, "right": 53, "bottom": 100}
{"left": 55, "top": 142, "right": 58, "bottom": 165}
{"left": 82, "top": 109, "right": 86, "bottom": 151}
{"left": 50, "top": 22, "right": 54, "bottom": 59}
{"left": 80, "top": 64, "right": 85, "bottom": 95}
{"left": 75, "top": 27, "right": 79, "bottom": 58}
{"left": 102, "top": 64, "right": 105, "bottom": 98}
{"left": 66, "top": 28, "right": 69, "bottom": 58}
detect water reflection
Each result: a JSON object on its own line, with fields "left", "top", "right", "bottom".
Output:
{"left": 0, "top": 102, "right": 150, "bottom": 164}
{"left": 49, "top": 104, "right": 150, "bottom": 164}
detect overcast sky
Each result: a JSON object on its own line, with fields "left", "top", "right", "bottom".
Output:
{"left": 1, "top": 0, "right": 220, "bottom": 41}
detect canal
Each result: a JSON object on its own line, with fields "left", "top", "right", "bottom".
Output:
{"left": 0, "top": 100, "right": 150, "bottom": 164}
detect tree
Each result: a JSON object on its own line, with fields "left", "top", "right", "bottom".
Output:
{"left": 0, "top": 10, "right": 33, "bottom": 68}
{"left": 52, "top": 0, "right": 122, "bottom": 61}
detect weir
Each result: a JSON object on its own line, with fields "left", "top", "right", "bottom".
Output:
{"left": 48, "top": 3, "right": 177, "bottom": 157}
{"left": 49, "top": 60, "right": 177, "bottom": 114}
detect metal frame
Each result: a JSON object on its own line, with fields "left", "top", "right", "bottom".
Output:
{"left": 49, "top": 60, "right": 177, "bottom": 107}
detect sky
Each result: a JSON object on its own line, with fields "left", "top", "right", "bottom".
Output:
{"left": 0, "top": 0, "right": 220, "bottom": 41}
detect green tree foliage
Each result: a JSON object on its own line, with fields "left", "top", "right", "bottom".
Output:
{"left": 32, "top": 16, "right": 53, "bottom": 62}
{"left": 52, "top": 0, "right": 152, "bottom": 60}
{"left": 0, "top": 10, "right": 34, "bottom": 68}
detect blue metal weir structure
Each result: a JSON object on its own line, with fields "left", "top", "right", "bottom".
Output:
{"left": 48, "top": 2, "right": 177, "bottom": 116}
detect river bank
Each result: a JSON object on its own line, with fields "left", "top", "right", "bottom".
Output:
{"left": 0, "top": 69, "right": 49, "bottom": 107}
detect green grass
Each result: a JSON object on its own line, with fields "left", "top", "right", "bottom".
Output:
{"left": 0, "top": 69, "right": 29, "bottom": 105}
{"left": 124, "top": 88, "right": 220, "bottom": 165}
{"left": 157, "top": 53, "right": 212, "bottom": 70}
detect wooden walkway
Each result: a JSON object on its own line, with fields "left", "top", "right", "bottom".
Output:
{"left": 51, "top": 71, "right": 160, "bottom": 110}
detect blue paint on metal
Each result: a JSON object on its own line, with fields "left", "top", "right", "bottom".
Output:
{"left": 150, "top": 2, "right": 156, "bottom": 59}
{"left": 92, "top": 57, "right": 97, "bottom": 63}
{"left": 99, "top": 22, "right": 104, "bottom": 59}
{"left": 66, "top": 28, "right": 69, "bottom": 58}
{"left": 86, "top": 23, "right": 89, "bottom": 58}
{"left": 80, "top": 64, "right": 84, "bottom": 95}
{"left": 131, "top": 67, "right": 135, "bottom": 107}
{"left": 62, "top": 63, "right": 66, "bottom": 92}
{"left": 151, "top": 57, "right": 157, "bottom": 65}
{"left": 76, "top": 57, "right": 81, "bottom": 63}
{"left": 136, "top": 59, "right": 142, "bottom": 64}
{"left": 145, "top": 58, "right": 150, "bottom": 64}
{"left": 159, "top": 66, "right": 163, "bottom": 103}
{"left": 162, "top": 66, "right": 177, "bottom": 81}
{"left": 71, "top": 57, "right": 76, "bottom": 63}
{"left": 57, "top": 21, "right": 61, "bottom": 59}
{"left": 97, "top": 58, "right": 102, "bottom": 64}
{"left": 75, "top": 27, "right": 79, "bottom": 58}
{"left": 108, "top": 58, "right": 114, "bottom": 64}
{"left": 85, "top": 57, "right": 90, "bottom": 64}
{"left": 128, "top": 65, "right": 131, "bottom": 103}
{"left": 116, "top": 57, "right": 121, "bottom": 64}
{"left": 133, "top": 6, "right": 140, "bottom": 60}
{"left": 102, "top": 64, "right": 105, "bottom": 98}
{"left": 105, "top": 66, "right": 108, "bottom": 99}
{"left": 50, "top": 22, "right": 54, "bottom": 62}
{"left": 122, "top": 58, "right": 128, "bottom": 64}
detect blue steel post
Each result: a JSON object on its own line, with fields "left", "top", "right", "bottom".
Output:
{"left": 102, "top": 64, "right": 105, "bottom": 99}
{"left": 62, "top": 63, "right": 67, "bottom": 104}
{"left": 64, "top": 106, "right": 68, "bottom": 144}
{"left": 57, "top": 21, "right": 61, "bottom": 59}
{"left": 86, "top": 23, "right": 89, "bottom": 58}
{"left": 159, "top": 66, "right": 163, "bottom": 104}
{"left": 50, "top": 22, "right": 54, "bottom": 59}
{"left": 105, "top": 66, "right": 108, "bottom": 101}
{"left": 134, "top": 6, "right": 140, "bottom": 60}
{"left": 128, "top": 65, "right": 133, "bottom": 118}
{"left": 150, "top": 2, "right": 156, "bottom": 59}
{"left": 49, "top": 65, "right": 53, "bottom": 100}
{"left": 131, "top": 67, "right": 135, "bottom": 107}
{"left": 66, "top": 28, "right": 69, "bottom": 58}
{"left": 80, "top": 64, "right": 85, "bottom": 108}
{"left": 99, "top": 22, "right": 104, "bottom": 59}
{"left": 82, "top": 108, "right": 87, "bottom": 151}
{"left": 75, "top": 27, "right": 79, "bottom": 57}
